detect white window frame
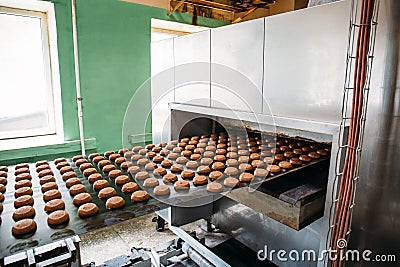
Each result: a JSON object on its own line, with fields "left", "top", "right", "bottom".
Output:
{"left": 0, "top": 0, "right": 64, "bottom": 150}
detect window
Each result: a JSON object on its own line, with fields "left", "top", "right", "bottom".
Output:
{"left": 151, "top": 19, "right": 208, "bottom": 42}
{"left": 0, "top": 0, "right": 63, "bottom": 149}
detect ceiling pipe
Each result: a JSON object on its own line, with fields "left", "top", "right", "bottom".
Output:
{"left": 71, "top": 0, "right": 86, "bottom": 155}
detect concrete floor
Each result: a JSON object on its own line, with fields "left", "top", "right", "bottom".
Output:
{"left": 79, "top": 212, "right": 176, "bottom": 265}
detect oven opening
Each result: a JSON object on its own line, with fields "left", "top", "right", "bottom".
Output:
{"left": 171, "top": 110, "right": 332, "bottom": 230}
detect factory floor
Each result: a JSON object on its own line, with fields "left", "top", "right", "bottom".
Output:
{"left": 79, "top": 212, "right": 176, "bottom": 265}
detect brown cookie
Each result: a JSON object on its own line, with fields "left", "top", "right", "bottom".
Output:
{"left": 15, "top": 173, "right": 32, "bottom": 182}
{"left": 223, "top": 177, "right": 239, "bottom": 188}
{"left": 12, "top": 219, "right": 37, "bottom": 236}
{"left": 47, "top": 210, "right": 69, "bottom": 226}
{"left": 106, "top": 196, "right": 125, "bottom": 210}
{"left": 108, "top": 169, "right": 122, "bottom": 179}
{"left": 193, "top": 175, "right": 208, "bottom": 186}
{"left": 154, "top": 185, "right": 170, "bottom": 196}
{"left": 69, "top": 184, "right": 87, "bottom": 195}
{"left": 14, "top": 187, "right": 33, "bottom": 198}
{"left": 75, "top": 158, "right": 88, "bottom": 167}
{"left": 131, "top": 190, "right": 149, "bottom": 202}
{"left": 72, "top": 192, "right": 92, "bottom": 206}
{"left": 163, "top": 173, "right": 178, "bottom": 183}
{"left": 78, "top": 203, "right": 99, "bottom": 218}
{"left": 65, "top": 178, "right": 82, "bottom": 188}
{"left": 14, "top": 195, "right": 34, "bottom": 208}
{"left": 54, "top": 158, "right": 67, "bottom": 164}
{"left": 153, "top": 168, "right": 167, "bottom": 177}
{"left": 44, "top": 199, "right": 65, "bottom": 213}
{"left": 60, "top": 166, "right": 74, "bottom": 175}
{"left": 181, "top": 170, "right": 195, "bottom": 179}
{"left": 15, "top": 180, "right": 32, "bottom": 189}
{"left": 38, "top": 169, "right": 53, "bottom": 178}
{"left": 56, "top": 161, "right": 70, "bottom": 170}
{"left": 207, "top": 182, "right": 223, "bottom": 193}
{"left": 13, "top": 206, "right": 36, "bottom": 221}
{"left": 121, "top": 182, "right": 139, "bottom": 193}
{"left": 83, "top": 168, "right": 97, "bottom": 177}
{"left": 93, "top": 180, "right": 109, "bottom": 191}
{"left": 174, "top": 180, "right": 190, "bottom": 191}
{"left": 239, "top": 172, "right": 254, "bottom": 182}
{"left": 43, "top": 189, "right": 61, "bottom": 202}
{"left": 41, "top": 182, "right": 58, "bottom": 193}
{"left": 143, "top": 178, "right": 159, "bottom": 187}
{"left": 135, "top": 171, "right": 150, "bottom": 181}
{"left": 40, "top": 175, "right": 56, "bottom": 185}
{"left": 209, "top": 171, "right": 224, "bottom": 181}
{"left": 36, "top": 164, "right": 50, "bottom": 173}
{"left": 88, "top": 173, "right": 103, "bottom": 183}
{"left": 62, "top": 171, "right": 77, "bottom": 181}
{"left": 98, "top": 187, "right": 116, "bottom": 199}
{"left": 102, "top": 165, "right": 116, "bottom": 173}
{"left": 115, "top": 175, "right": 130, "bottom": 186}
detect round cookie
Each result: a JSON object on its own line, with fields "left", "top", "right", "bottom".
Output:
{"left": 83, "top": 168, "right": 97, "bottom": 177}
{"left": 120, "top": 161, "right": 133, "bottom": 170}
{"left": 115, "top": 175, "right": 130, "bottom": 186}
{"left": 128, "top": 166, "right": 141, "bottom": 175}
{"left": 254, "top": 168, "right": 269, "bottom": 178}
{"left": 40, "top": 175, "right": 56, "bottom": 185}
{"left": 279, "top": 161, "right": 292, "bottom": 170}
{"left": 143, "top": 178, "right": 159, "bottom": 187}
{"left": 108, "top": 169, "right": 122, "bottom": 179}
{"left": 224, "top": 177, "right": 239, "bottom": 188}
{"left": 267, "top": 165, "right": 281, "bottom": 174}
{"left": 163, "top": 173, "right": 178, "bottom": 184}
{"left": 135, "top": 171, "right": 150, "bottom": 181}
{"left": 44, "top": 199, "right": 65, "bottom": 213}
{"left": 290, "top": 158, "right": 302, "bottom": 166}
{"left": 153, "top": 155, "right": 164, "bottom": 163}
{"left": 186, "top": 161, "right": 199, "bottom": 169}
{"left": 41, "top": 182, "right": 58, "bottom": 193}
{"left": 65, "top": 178, "right": 81, "bottom": 188}
{"left": 54, "top": 158, "right": 67, "bottom": 164}
{"left": 200, "top": 158, "right": 213, "bottom": 166}
{"left": 207, "top": 182, "right": 223, "bottom": 193}
{"left": 197, "top": 166, "right": 211, "bottom": 175}
{"left": 209, "top": 171, "right": 224, "bottom": 181}
{"left": 190, "top": 154, "right": 202, "bottom": 161}
{"left": 60, "top": 166, "right": 74, "bottom": 175}
{"left": 14, "top": 195, "right": 34, "bottom": 208}
{"left": 62, "top": 171, "right": 77, "bottom": 181}
{"left": 78, "top": 203, "right": 99, "bottom": 218}
{"left": 145, "top": 163, "right": 157, "bottom": 171}
{"left": 167, "top": 153, "right": 179, "bottom": 160}
{"left": 72, "top": 155, "right": 85, "bottom": 162}
{"left": 75, "top": 158, "right": 88, "bottom": 168}
{"left": 161, "top": 159, "right": 173, "bottom": 168}
{"left": 170, "top": 164, "right": 184, "bottom": 173}
{"left": 104, "top": 151, "right": 115, "bottom": 158}
{"left": 115, "top": 157, "right": 126, "bottom": 165}
{"left": 137, "top": 158, "right": 149, "bottom": 166}
{"left": 131, "top": 190, "right": 149, "bottom": 202}
{"left": 36, "top": 164, "right": 50, "bottom": 173}
{"left": 0, "top": 176, "right": 7, "bottom": 185}
{"left": 174, "top": 180, "right": 190, "bottom": 191}
{"left": 73, "top": 192, "right": 92, "bottom": 206}
{"left": 106, "top": 196, "right": 125, "bottom": 210}
{"left": 43, "top": 189, "right": 61, "bottom": 202}
{"left": 131, "top": 154, "right": 143, "bottom": 161}
{"left": 98, "top": 160, "right": 111, "bottom": 169}
{"left": 153, "top": 168, "right": 167, "bottom": 177}
{"left": 12, "top": 219, "right": 37, "bottom": 236}
{"left": 238, "top": 164, "right": 252, "bottom": 172}
{"left": 56, "top": 161, "right": 70, "bottom": 170}
{"left": 176, "top": 157, "right": 188, "bottom": 164}
{"left": 154, "top": 185, "right": 170, "bottom": 196}
{"left": 38, "top": 169, "right": 53, "bottom": 178}
{"left": 88, "top": 173, "right": 103, "bottom": 183}
{"left": 122, "top": 182, "right": 139, "bottom": 193}
{"left": 98, "top": 187, "right": 116, "bottom": 199}
{"left": 93, "top": 180, "right": 110, "bottom": 191}
{"left": 89, "top": 153, "right": 100, "bottom": 160}
{"left": 109, "top": 153, "right": 120, "bottom": 161}
{"left": 226, "top": 159, "right": 239, "bottom": 167}
{"left": 212, "top": 162, "right": 225, "bottom": 171}
{"left": 15, "top": 173, "right": 32, "bottom": 182}
{"left": 14, "top": 187, "right": 33, "bottom": 198}
{"left": 48, "top": 210, "right": 70, "bottom": 226}
{"left": 239, "top": 172, "right": 254, "bottom": 182}
{"left": 15, "top": 168, "right": 30, "bottom": 176}
{"left": 0, "top": 184, "right": 5, "bottom": 193}
{"left": 15, "top": 163, "right": 29, "bottom": 170}
{"left": 69, "top": 184, "right": 87, "bottom": 195}
{"left": 13, "top": 206, "right": 36, "bottom": 221}
{"left": 193, "top": 175, "right": 208, "bottom": 186}
{"left": 181, "top": 170, "right": 195, "bottom": 179}
{"left": 15, "top": 180, "right": 32, "bottom": 189}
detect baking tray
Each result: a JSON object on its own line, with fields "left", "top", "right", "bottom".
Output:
{"left": 0, "top": 160, "right": 167, "bottom": 259}
{"left": 112, "top": 135, "right": 331, "bottom": 208}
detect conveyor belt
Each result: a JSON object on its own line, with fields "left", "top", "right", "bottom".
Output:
{"left": 0, "top": 160, "right": 167, "bottom": 258}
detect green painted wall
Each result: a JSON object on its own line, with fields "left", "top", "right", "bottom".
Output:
{"left": 0, "top": 0, "right": 227, "bottom": 165}
{"left": 76, "top": 0, "right": 228, "bottom": 154}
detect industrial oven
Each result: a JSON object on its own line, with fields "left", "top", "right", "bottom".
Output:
{"left": 150, "top": 0, "right": 400, "bottom": 266}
